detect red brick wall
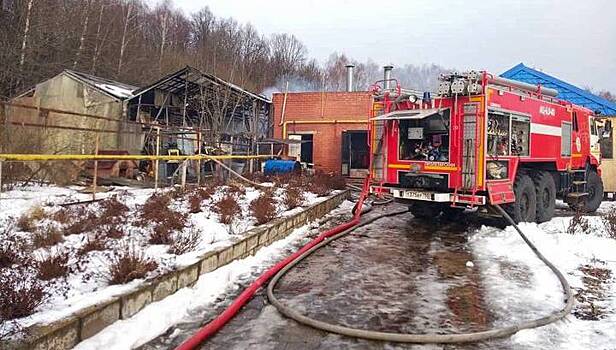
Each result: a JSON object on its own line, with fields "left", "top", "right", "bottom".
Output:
{"left": 272, "top": 91, "right": 372, "bottom": 174}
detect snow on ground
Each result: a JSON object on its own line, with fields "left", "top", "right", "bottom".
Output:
{"left": 0, "top": 180, "right": 337, "bottom": 335}
{"left": 73, "top": 200, "right": 355, "bottom": 350}
{"left": 470, "top": 201, "right": 616, "bottom": 349}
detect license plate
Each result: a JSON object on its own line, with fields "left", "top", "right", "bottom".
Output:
{"left": 403, "top": 190, "right": 432, "bottom": 200}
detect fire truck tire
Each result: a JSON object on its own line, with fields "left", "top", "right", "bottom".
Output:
{"left": 504, "top": 174, "right": 537, "bottom": 223}
{"left": 575, "top": 170, "right": 603, "bottom": 213}
{"left": 533, "top": 171, "right": 556, "bottom": 223}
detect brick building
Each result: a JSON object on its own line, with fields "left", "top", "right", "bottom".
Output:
{"left": 271, "top": 91, "right": 373, "bottom": 176}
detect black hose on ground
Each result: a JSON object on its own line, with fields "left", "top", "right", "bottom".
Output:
{"left": 266, "top": 204, "right": 574, "bottom": 344}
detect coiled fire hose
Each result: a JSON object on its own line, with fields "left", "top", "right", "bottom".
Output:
{"left": 176, "top": 177, "right": 573, "bottom": 348}
{"left": 266, "top": 204, "right": 575, "bottom": 343}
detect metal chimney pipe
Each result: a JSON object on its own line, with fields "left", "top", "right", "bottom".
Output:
{"left": 345, "top": 64, "right": 355, "bottom": 92}
{"left": 383, "top": 65, "right": 393, "bottom": 89}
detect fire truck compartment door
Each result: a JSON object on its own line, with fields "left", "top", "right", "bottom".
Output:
{"left": 370, "top": 108, "right": 445, "bottom": 121}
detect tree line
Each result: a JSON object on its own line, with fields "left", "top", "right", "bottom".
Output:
{"left": 0, "top": 0, "right": 452, "bottom": 100}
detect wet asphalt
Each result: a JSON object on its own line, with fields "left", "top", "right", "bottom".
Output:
{"left": 140, "top": 203, "right": 522, "bottom": 350}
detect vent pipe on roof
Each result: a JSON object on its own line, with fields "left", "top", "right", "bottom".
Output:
{"left": 383, "top": 65, "right": 394, "bottom": 89}
{"left": 345, "top": 64, "right": 355, "bottom": 92}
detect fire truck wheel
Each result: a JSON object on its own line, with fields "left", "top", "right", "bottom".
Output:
{"left": 581, "top": 170, "right": 603, "bottom": 213}
{"left": 409, "top": 202, "right": 442, "bottom": 220}
{"left": 533, "top": 171, "right": 556, "bottom": 223}
{"left": 504, "top": 174, "right": 537, "bottom": 223}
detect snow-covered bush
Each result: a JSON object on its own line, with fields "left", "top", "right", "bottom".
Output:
{"left": 566, "top": 210, "right": 591, "bottom": 235}
{"left": 17, "top": 205, "right": 46, "bottom": 232}
{"left": 168, "top": 227, "right": 201, "bottom": 255}
{"left": 106, "top": 244, "right": 158, "bottom": 285}
{"left": 214, "top": 194, "right": 241, "bottom": 224}
{"left": 0, "top": 267, "right": 46, "bottom": 321}
{"left": 250, "top": 192, "right": 277, "bottom": 224}
{"left": 284, "top": 185, "right": 305, "bottom": 209}
{"left": 32, "top": 224, "right": 63, "bottom": 248}
{"left": 36, "top": 249, "right": 69, "bottom": 281}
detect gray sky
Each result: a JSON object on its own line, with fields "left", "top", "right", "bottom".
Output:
{"left": 168, "top": 0, "right": 616, "bottom": 92}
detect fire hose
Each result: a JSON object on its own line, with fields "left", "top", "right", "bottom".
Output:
{"left": 266, "top": 204, "right": 574, "bottom": 343}
{"left": 175, "top": 181, "right": 373, "bottom": 350}
{"left": 176, "top": 180, "right": 574, "bottom": 348}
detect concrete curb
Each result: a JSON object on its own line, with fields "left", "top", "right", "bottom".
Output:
{"left": 4, "top": 190, "right": 349, "bottom": 350}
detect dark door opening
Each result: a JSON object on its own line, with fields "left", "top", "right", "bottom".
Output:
{"left": 300, "top": 134, "right": 313, "bottom": 165}
{"left": 341, "top": 131, "right": 369, "bottom": 177}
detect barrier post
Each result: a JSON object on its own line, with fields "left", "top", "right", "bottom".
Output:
{"left": 0, "top": 159, "right": 3, "bottom": 196}
{"left": 155, "top": 127, "right": 160, "bottom": 189}
{"left": 92, "top": 135, "right": 99, "bottom": 200}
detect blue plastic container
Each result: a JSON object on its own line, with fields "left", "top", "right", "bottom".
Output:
{"left": 263, "top": 159, "right": 301, "bottom": 175}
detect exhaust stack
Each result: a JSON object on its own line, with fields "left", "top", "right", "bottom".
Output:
{"left": 345, "top": 64, "right": 355, "bottom": 92}
{"left": 383, "top": 65, "right": 393, "bottom": 89}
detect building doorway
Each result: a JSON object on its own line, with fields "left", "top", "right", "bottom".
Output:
{"left": 288, "top": 133, "right": 314, "bottom": 167}
{"left": 341, "top": 130, "right": 369, "bottom": 177}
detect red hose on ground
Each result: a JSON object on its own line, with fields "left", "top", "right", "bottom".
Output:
{"left": 175, "top": 179, "right": 371, "bottom": 350}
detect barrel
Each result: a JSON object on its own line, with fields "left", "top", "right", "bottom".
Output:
{"left": 263, "top": 160, "right": 301, "bottom": 175}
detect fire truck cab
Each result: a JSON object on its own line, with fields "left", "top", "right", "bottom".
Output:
{"left": 370, "top": 71, "right": 603, "bottom": 223}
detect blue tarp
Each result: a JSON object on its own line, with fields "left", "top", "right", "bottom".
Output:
{"left": 501, "top": 63, "right": 616, "bottom": 116}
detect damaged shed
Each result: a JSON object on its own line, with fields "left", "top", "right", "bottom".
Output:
{"left": 126, "top": 66, "right": 271, "bottom": 158}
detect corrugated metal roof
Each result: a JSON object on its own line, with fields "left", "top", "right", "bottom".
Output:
{"left": 65, "top": 70, "right": 138, "bottom": 100}
{"left": 500, "top": 63, "right": 616, "bottom": 115}
{"left": 501, "top": 63, "right": 616, "bottom": 116}
{"left": 130, "top": 66, "right": 271, "bottom": 103}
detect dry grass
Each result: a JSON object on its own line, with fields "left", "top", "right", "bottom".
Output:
{"left": 168, "top": 228, "right": 201, "bottom": 255}
{"left": 106, "top": 244, "right": 158, "bottom": 285}
{"left": 52, "top": 207, "right": 72, "bottom": 225}
{"left": 17, "top": 205, "right": 46, "bottom": 232}
{"left": 32, "top": 224, "right": 64, "bottom": 248}
{"left": 284, "top": 185, "right": 305, "bottom": 209}
{"left": 567, "top": 210, "right": 591, "bottom": 235}
{"left": 78, "top": 234, "right": 107, "bottom": 255}
{"left": 214, "top": 195, "right": 241, "bottom": 225}
{"left": 36, "top": 250, "right": 70, "bottom": 281}
{"left": 601, "top": 211, "right": 616, "bottom": 239}
{"left": 250, "top": 192, "right": 277, "bottom": 225}
{"left": 66, "top": 211, "right": 98, "bottom": 236}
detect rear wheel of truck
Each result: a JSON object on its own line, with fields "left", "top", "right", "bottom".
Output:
{"left": 504, "top": 174, "right": 537, "bottom": 223}
{"left": 570, "top": 170, "right": 603, "bottom": 213}
{"left": 533, "top": 171, "right": 556, "bottom": 223}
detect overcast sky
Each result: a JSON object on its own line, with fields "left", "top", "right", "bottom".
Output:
{"left": 166, "top": 0, "right": 616, "bottom": 92}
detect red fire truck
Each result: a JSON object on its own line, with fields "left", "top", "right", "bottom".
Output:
{"left": 369, "top": 71, "right": 603, "bottom": 223}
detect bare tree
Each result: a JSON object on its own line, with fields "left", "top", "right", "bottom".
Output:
{"left": 116, "top": 0, "right": 133, "bottom": 75}
{"left": 18, "top": 0, "right": 35, "bottom": 70}
{"left": 73, "top": 0, "right": 92, "bottom": 69}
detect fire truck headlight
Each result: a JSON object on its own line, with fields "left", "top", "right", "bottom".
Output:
{"left": 486, "top": 161, "right": 508, "bottom": 180}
